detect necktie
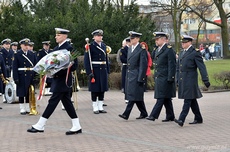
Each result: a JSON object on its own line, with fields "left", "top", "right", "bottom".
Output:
{"left": 181, "top": 50, "right": 186, "bottom": 57}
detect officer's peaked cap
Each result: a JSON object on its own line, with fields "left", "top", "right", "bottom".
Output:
{"left": 55, "top": 28, "right": 70, "bottom": 34}
{"left": 153, "top": 32, "right": 168, "bottom": 39}
{"left": 92, "top": 29, "right": 103, "bottom": 36}
{"left": 181, "top": 35, "right": 194, "bottom": 43}
{"left": 42, "top": 41, "right": 51, "bottom": 45}
{"left": 1, "top": 38, "right": 11, "bottom": 45}
{"left": 125, "top": 37, "right": 131, "bottom": 42}
{"left": 19, "top": 38, "right": 30, "bottom": 45}
{"left": 129, "top": 31, "right": 142, "bottom": 38}
{"left": 28, "top": 42, "right": 34, "bottom": 46}
{"left": 11, "top": 42, "right": 18, "bottom": 46}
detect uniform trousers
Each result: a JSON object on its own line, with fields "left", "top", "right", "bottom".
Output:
{"left": 149, "top": 98, "right": 175, "bottom": 119}
{"left": 18, "top": 88, "right": 29, "bottom": 103}
{"left": 122, "top": 100, "right": 148, "bottom": 119}
{"left": 42, "top": 91, "right": 77, "bottom": 119}
{"left": 121, "top": 65, "right": 127, "bottom": 90}
{"left": 91, "top": 92, "right": 104, "bottom": 101}
{"left": 179, "top": 99, "right": 203, "bottom": 122}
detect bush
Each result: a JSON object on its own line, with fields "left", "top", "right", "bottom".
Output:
{"left": 108, "top": 72, "right": 121, "bottom": 89}
{"left": 213, "top": 71, "right": 230, "bottom": 89}
{"left": 147, "top": 74, "right": 155, "bottom": 90}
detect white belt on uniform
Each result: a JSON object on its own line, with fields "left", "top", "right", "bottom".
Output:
{"left": 18, "top": 68, "right": 34, "bottom": 71}
{"left": 91, "top": 61, "right": 106, "bottom": 64}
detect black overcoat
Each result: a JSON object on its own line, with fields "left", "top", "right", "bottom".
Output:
{"left": 50, "top": 41, "right": 77, "bottom": 93}
{"left": 177, "top": 46, "right": 209, "bottom": 99}
{"left": 125, "top": 43, "right": 147, "bottom": 101}
{"left": 84, "top": 41, "right": 109, "bottom": 92}
{"left": 153, "top": 44, "right": 176, "bottom": 99}
{"left": 0, "top": 48, "right": 14, "bottom": 77}
{"left": 13, "top": 50, "right": 37, "bottom": 97}
{"left": 0, "top": 54, "right": 7, "bottom": 93}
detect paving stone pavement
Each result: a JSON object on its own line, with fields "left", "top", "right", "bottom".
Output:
{"left": 0, "top": 88, "right": 230, "bottom": 152}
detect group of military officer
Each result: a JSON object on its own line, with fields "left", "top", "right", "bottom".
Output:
{"left": 1, "top": 28, "right": 211, "bottom": 133}
{"left": 118, "top": 31, "right": 210, "bottom": 127}
{"left": 0, "top": 38, "right": 53, "bottom": 112}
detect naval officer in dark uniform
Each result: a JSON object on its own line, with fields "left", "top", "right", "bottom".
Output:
{"left": 174, "top": 35, "right": 210, "bottom": 127}
{"left": 13, "top": 38, "right": 37, "bottom": 114}
{"left": 37, "top": 41, "right": 53, "bottom": 95}
{"left": 0, "top": 38, "right": 14, "bottom": 78}
{"left": 27, "top": 28, "right": 82, "bottom": 135}
{"left": 0, "top": 53, "right": 7, "bottom": 105}
{"left": 118, "top": 31, "right": 148, "bottom": 120}
{"left": 84, "top": 29, "right": 109, "bottom": 114}
{"left": 119, "top": 37, "right": 131, "bottom": 103}
{"left": 146, "top": 32, "right": 176, "bottom": 122}
{"left": 11, "top": 42, "right": 18, "bottom": 53}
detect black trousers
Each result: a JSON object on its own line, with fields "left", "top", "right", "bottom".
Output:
{"left": 42, "top": 91, "right": 77, "bottom": 119}
{"left": 122, "top": 100, "right": 148, "bottom": 119}
{"left": 18, "top": 88, "right": 29, "bottom": 103}
{"left": 179, "top": 99, "right": 203, "bottom": 122}
{"left": 121, "top": 65, "right": 127, "bottom": 90}
{"left": 91, "top": 92, "right": 104, "bottom": 101}
{"left": 149, "top": 98, "right": 175, "bottom": 120}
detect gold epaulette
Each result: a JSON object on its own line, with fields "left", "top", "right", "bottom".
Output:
{"left": 196, "top": 48, "right": 200, "bottom": 51}
{"left": 38, "top": 49, "right": 42, "bottom": 51}
{"left": 167, "top": 45, "right": 172, "bottom": 48}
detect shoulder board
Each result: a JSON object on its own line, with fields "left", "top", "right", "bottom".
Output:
{"left": 0, "top": 52, "right": 2, "bottom": 54}
{"left": 142, "top": 46, "right": 146, "bottom": 49}
{"left": 39, "top": 49, "right": 42, "bottom": 51}
{"left": 196, "top": 48, "right": 200, "bottom": 51}
{"left": 14, "top": 52, "right": 17, "bottom": 54}
{"left": 50, "top": 49, "right": 53, "bottom": 51}
{"left": 167, "top": 45, "right": 172, "bottom": 48}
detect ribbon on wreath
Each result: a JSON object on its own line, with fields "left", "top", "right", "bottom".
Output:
{"left": 37, "top": 75, "right": 47, "bottom": 101}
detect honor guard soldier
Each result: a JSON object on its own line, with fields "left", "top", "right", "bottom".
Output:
{"left": 0, "top": 53, "right": 7, "bottom": 104}
{"left": 146, "top": 32, "right": 176, "bottom": 122}
{"left": 174, "top": 35, "right": 210, "bottom": 127}
{"left": 27, "top": 28, "right": 82, "bottom": 135}
{"left": 119, "top": 37, "right": 131, "bottom": 102}
{"left": 28, "top": 41, "right": 35, "bottom": 53}
{"left": 84, "top": 29, "right": 109, "bottom": 114}
{"left": 13, "top": 38, "right": 37, "bottom": 114}
{"left": 118, "top": 31, "right": 148, "bottom": 120}
{"left": 11, "top": 42, "right": 18, "bottom": 53}
{"left": 0, "top": 38, "right": 14, "bottom": 78}
{"left": 37, "top": 41, "right": 53, "bottom": 95}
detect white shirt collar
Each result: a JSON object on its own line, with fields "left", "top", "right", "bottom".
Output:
{"left": 59, "top": 39, "right": 67, "bottom": 48}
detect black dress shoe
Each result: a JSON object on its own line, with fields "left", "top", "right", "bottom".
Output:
{"left": 0, "top": 107, "right": 2, "bottom": 109}
{"left": 103, "top": 104, "right": 107, "bottom": 106}
{"left": 99, "top": 110, "right": 107, "bottom": 113}
{"left": 146, "top": 116, "right": 155, "bottom": 121}
{"left": 136, "top": 115, "right": 147, "bottom": 119}
{"left": 27, "top": 127, "right": 44, "bottom": 133}
{"left": 66, "top": 129, "right": 82, "bottom": 135}
{"left": 93, "top": 111, "right": 99, "bottom": 114}
{"left": 20, "top": 112, "right": 27, "bottom": 115}
{"left": 118, "top": 114, "right": 128, "bottom": 120}
{"left": 189, "top": 120, "right": 203, "bottom": 124}
{"left": 162, "top": 118, "right": 174, "bottom": 122}
{"left": 174, "top": 119, "right": 184, "bottom": 127}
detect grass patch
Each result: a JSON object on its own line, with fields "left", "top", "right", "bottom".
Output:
{"left": 199, "top": 59, "right": 230, "bottom": 88}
